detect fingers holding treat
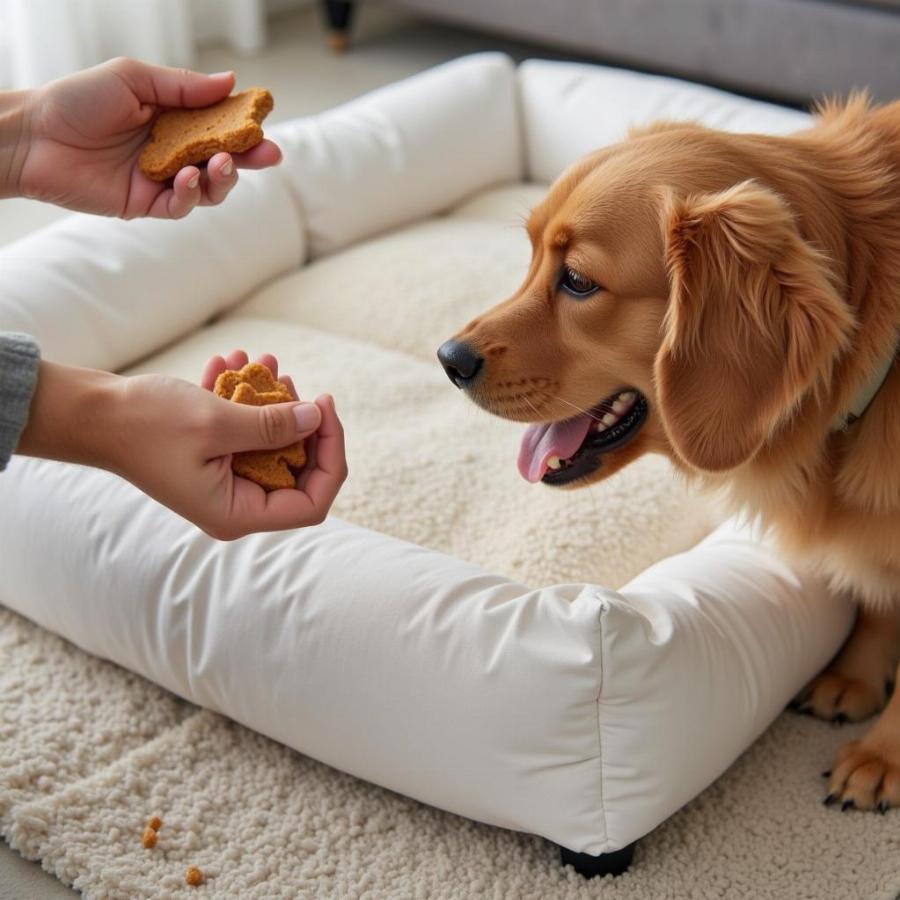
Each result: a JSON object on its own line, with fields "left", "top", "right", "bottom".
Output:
{"left": 229, "top": 139, "right": 282, "bottom": 170}
{"left": 168, "top": 166, "right": 203, "bottom": 218}
{"left": 254, "top": 353, "right": 279, "bottom": 380}
{"left": 295, "top": 394, "right": 347, "bottom": 501}
{"left": 202, "top": 351, "right": 294, "bottom": 393}
{"left": 279, "top": 374, "right": 298, "bottom": 400}
{"left": 201, "top": 356, "right": 342, "bottom": 535}
{"left": 138, "top": 165, "right": 202, "bottom": 220}
{"left": 139, "top": 88, "right": 274, "bottom": 182}
{"left": 225, "top": 349, "right": 250, "bottom": 371}
{"left": 213, "top": 360, "right": 312, "bottom": 492}
{"left": 200, "top": 355, "right": 228, "bottom": 391}
{"left": 201, "top": 152, "right": 238, "bottom": 206}
{"left": 228, "top": 401, "right": 347, "bottom": 532}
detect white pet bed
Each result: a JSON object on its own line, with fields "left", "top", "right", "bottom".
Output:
{"left": 0, "top": 54, "right": 852, "bottom": 874}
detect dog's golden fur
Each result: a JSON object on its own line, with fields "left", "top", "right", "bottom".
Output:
{"left": 448, "top": 96, "right": 900, "bottom": 810}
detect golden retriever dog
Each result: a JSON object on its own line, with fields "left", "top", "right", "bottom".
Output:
{"left": 438, "top": 96, "right": 900, "bottom": 812}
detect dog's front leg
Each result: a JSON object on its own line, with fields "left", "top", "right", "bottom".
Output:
{"left": 792, "top": 605, "right": 900, "bottom": 723}
{"left": 825, "top": 653, "right": 900, "bottom": 812}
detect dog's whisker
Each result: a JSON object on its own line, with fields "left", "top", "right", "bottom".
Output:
{"left": 522, "top": 395, "right": 543, "bottom": 419}
{"left": 543, "top": 392, "right": 606, "bottom": 422}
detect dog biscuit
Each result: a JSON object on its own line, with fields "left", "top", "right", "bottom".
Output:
{"left": 214, "top": 363, "right": 307, "bottom": 492}
{"left": 139, "top": 88, "right": 274, "bottom": 182}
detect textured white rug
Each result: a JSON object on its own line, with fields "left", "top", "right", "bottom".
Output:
{"left": 2, "top": 605, "right": 899, "bottom": 900}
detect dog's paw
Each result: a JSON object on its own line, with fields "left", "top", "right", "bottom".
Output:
{"left": 792, "top": 671, "right": 888, "bottom": 723}
{"left": 824, "top": 738, "right": 900, "bottom": 812}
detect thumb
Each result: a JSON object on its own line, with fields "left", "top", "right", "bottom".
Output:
{"left": 218, "top": 400, "right": 321, "bottom": 455}
{"left": 110, "top": 58, "right": 235, "bottom": 109}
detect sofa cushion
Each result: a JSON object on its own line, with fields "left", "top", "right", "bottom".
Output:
{"left": 518, "top": 60, "right": 811, "bottom": 183}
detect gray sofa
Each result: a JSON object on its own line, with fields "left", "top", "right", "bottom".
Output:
{"left": 323, "top": 0, "right": 900, "bottom": 103}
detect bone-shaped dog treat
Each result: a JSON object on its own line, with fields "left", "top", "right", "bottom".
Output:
{"left": 139, "top": 88, "right": 274, "bottom": 182}
{"left": 213, "top": 362, "right": 306, "bottom": 492}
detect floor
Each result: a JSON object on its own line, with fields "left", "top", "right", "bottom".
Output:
{"left": 0, "top": 4, "right": 551, "bottom": 896}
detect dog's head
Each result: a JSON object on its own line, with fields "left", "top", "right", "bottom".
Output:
{"left": 438, "top": 124, "right": 854, "bottom": 487}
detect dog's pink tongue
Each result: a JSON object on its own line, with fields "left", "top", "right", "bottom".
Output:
{"left": 517, "top": 415, "right": 593, "bottom": 483}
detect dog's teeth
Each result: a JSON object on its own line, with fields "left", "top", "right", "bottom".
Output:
{"left": 547, "top": 456, "right": 562, "bottom": 470}
{"left": 612, "top": 400, "right": 626, "bottom": 414}
{"left": 621, "top": 391, "right": 636, "bottom": 402}
{"left": 596, "top": 422, "right": 607, "bottom": 431}
{"left": 602, "top": 412, "right": 617, "bottom": 426}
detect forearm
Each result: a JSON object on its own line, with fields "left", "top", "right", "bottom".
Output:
{"left": 0, "top": 88, "right": 32, "bottom": 200}
{"left": 14, "top": 360, "right": 126, "bottom": 471}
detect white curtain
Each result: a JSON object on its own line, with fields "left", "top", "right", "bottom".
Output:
{"left": 0, "top": 0, "right": 273, "bottom": 89}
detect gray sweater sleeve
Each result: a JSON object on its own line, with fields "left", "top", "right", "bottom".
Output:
{"left": 0, "top": 333, "right": 40, "bottom": 471}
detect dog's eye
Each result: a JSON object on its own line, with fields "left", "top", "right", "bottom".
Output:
{"left": 560, "top": 267, "right": 600, "bottom": 299}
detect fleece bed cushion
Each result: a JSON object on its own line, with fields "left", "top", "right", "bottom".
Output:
{"left": 0, "top": 52, "right": 851, "bottom": 857}
{"left": 124, "top": 184, "right": 713, "bottom": 592}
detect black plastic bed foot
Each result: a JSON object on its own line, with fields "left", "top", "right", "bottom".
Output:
{"left": 320, "top": 0, "right": 356, "bottom": 52}
{"left": 559, "top": 841, "right": 636, "bottom": 878}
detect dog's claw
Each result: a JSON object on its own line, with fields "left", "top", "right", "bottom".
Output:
{"left": 823, "top": 793, "right": 837, "bottom": 807}
{"left": 841, "top": 799, "right": 855, "bottom": 812}
{"left": 878, "top": 800, "right": 890, "bottom": 815}
{"left": 821, "top": 770, "right": 832, "bottom": 778}
{"left": 832, "top": 712, "right": 848, "bottom": 726}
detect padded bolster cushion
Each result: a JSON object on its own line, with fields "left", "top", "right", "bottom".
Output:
{"left": 275, "top": 52, "right": 523, "bottom": 259}
{"left": 518, "top": 60, "right": 812, "bottom": 183}
{"left": 0, "top": 458, "right": 852, "bottom": 854}
{"left": 0, "top": 167, "right": 303, "bottom": 372}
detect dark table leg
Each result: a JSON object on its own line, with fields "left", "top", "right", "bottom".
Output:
{"left": 321, "top": 1, "right": 356, "bottom": 52}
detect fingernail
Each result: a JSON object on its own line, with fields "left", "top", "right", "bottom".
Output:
{"left": 210, "top": 71, "right": 233, "bottom": 79}
{"left": 221, "top": 158, "right": 234, "bottom": 177}
{"left": 188, "top": 173, "right": 200, "bottom": 189}
{"left": 293, "top": 403, "right": 320, "bottom": 432}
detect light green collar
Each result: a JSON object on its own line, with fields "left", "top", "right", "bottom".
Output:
{"left": 830, "top": 340, "right": 897, "bottom": 432}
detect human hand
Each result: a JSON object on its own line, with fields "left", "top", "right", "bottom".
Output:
{"left": 16, "top": 356, "right": 347, "bottom": 540}
{"left": 199, "top": 349, "right": 348, "bottom": 533}
{"left": 9, "top": 57, "right": 281, "bottom": 219}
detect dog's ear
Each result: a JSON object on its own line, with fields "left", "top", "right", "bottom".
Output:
{"left": 655, "top": 180, "right": 854, "bottom": 472}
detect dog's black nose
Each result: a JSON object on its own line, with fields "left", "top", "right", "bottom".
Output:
{"left": 437, "top": 339, "right": 483, "bottom": 389}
